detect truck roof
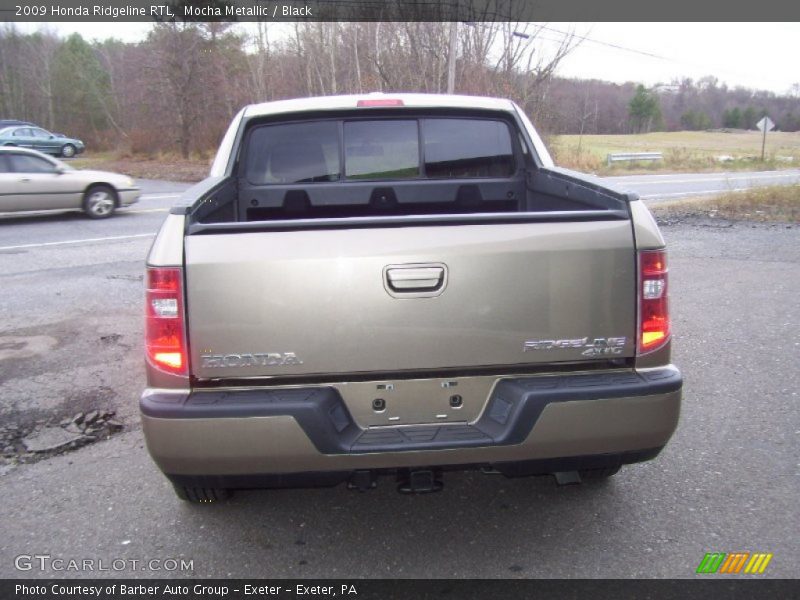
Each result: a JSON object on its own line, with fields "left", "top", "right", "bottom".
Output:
{"left": 243, "top": 93, "right": 517, "bottom": 118}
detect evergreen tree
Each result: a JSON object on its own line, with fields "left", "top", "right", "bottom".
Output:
{"left": 628, "top": 85, "right": 661, "bottom": 133}
{"left": 723, "top": 107, "right": 742, "bottom": 128}
{"left": 51, "top": 33, "right": 112, "bottom": 134}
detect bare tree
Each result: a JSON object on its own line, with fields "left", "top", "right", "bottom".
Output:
{"left": 23, "top": 29, "right": 59, "bottom": 129}
{"left": 147, "top": 23, "right": 206, "bottom": 158}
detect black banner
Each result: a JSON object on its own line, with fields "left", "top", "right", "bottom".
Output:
{"left": 2, "top": 579, "right": 799, "bottom": 600}
{"left": 1, "top": 0, "right": 800, "bottom": 22}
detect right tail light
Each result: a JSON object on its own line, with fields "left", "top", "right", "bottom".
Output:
{"left": 637, "top": 249, "right": 670, "bottom": 355}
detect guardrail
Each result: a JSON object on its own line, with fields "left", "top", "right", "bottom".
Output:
{"left": 607, "top": 152, "right": 663, "bottom": 166}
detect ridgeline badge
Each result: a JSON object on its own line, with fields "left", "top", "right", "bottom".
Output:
{"left": 523, "top": 336, "right": 627, "bottom": 357}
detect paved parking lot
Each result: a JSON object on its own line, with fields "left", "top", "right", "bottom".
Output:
{"left": 0, "top": 190, "right": 797, "bottom": 578}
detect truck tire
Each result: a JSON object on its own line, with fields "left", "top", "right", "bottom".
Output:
{"left": 172, "top": 484, "right": 231, "bottom": 503}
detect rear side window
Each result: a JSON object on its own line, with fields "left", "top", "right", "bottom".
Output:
{"left": 243, "top": 117, "right": 516, "bottom": 184}
{"left": 423, "top": 119, "right": 514, "bottom": 178}
{"left": 246, "top": 121, "right": 340, "bottom": 184}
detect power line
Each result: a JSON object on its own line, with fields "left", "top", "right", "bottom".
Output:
{"left": 520, "top": 24, "right": 782, "bottom": 91}
{"left": 535, "top": 25, "right": 671, "bottom": 62}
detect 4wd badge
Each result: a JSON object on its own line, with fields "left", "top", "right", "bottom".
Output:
{"left": 523, "top": 337, "right": 627, "bottom": 357}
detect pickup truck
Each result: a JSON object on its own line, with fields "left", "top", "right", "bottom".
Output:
{"left": 141, "top": 94, "right": 682, "bottom": 502}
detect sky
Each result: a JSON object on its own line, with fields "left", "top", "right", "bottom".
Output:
{"left": 10, "top": 21, "right": 800, "bottom": 95}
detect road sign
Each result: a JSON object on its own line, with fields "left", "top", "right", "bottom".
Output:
{"left": 757, "top": 116, "right": 774, "bottom": 161}
{"left": 756, "top": 116, "right": 775, "bottom": 133}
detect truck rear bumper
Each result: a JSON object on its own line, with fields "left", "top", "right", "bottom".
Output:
{"left": 140, "top": 367, "right": 681, "bottom": 483}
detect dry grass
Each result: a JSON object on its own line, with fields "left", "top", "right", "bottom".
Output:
{"left": 651, "top": 185, "right": 800, "bottom": 223}
{"left": 70, "top": 151, "right": 210, "bottom": 182}
{"left": 552, "top": 131, "right": 800, "bottom": 175}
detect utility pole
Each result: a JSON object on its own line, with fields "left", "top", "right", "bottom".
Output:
{"left": 447, "top": 22, "right": 458, "bottom": 94}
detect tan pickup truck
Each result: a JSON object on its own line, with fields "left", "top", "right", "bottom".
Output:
{"left": 141, "top": 94, "right": 681, "bottom": 502}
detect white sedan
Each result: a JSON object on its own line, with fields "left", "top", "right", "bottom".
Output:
{"left": 0, "top": 147, "right": 140, "bottom": 219}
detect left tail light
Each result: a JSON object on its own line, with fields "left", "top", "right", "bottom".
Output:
{"left": 637, "top": 249, "right": 671, "bottom": 355}
{"left": 145, "top": 267, "right": 188, "bottom": 376}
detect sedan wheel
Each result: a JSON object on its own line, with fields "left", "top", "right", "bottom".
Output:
{"left": 61, "top": 144, "right": 76, "bottom": 158}
{"left": 83, "top": 185, "right": 117, "bottom": 219}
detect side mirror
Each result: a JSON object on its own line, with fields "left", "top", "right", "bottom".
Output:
{"left": 54, "top": 166, "right": 66, "bottom": 175}
{"left": 49, "top": 135, "right": 55, "bottom": 139}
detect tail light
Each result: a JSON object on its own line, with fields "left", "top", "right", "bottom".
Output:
{"left": 638, "top": 249, "right": 670, "bottom": 355}
{"left": 145, "top": 267, "right": 188, "bottom": 376}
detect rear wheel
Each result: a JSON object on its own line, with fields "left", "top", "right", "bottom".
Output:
{"left": 83, "top": 184, "right": 117, "bottom": 219}
{"left": 172, "top": 484, "right": 231, "bottom": 503}
{"left": 579, "top": 465, "right": 622, "bottom": 480}
{"left": 61, "top": 143, "right": 76, "bottom": 158}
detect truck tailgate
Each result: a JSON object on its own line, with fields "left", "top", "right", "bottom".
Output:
{"left": 185, "top": 220, "right": 636, "bottom": 379}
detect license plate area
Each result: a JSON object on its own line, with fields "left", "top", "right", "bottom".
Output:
{"left": 333, "top": 376, "right": 500, "bottom": 428}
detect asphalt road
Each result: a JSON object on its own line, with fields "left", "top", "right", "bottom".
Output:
{"left": 602, "top": 169, "right": 800, "bottom": 202}
{"left": 0, "top": 172, "right": 798, "bottom": 578}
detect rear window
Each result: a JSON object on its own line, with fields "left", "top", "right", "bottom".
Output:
{"left": 423, "top": 119, "right": 514, "bottom": 178}
{"left": 344, "top": 120, "right": 419, "bottom": 180}
{"left": 244, "top": 117, "right": 516, "bottom": 184}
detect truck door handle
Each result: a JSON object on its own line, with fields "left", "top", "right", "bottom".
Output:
{"left": 384, "top": 264, "right": 447, "bottom": 298}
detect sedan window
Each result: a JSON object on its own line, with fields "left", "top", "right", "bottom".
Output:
{"left": 8, "top": 154, "right": 57, "bottom": 174}
{"left": 0, "top": 155, "right": 11, "bottom": 173}
{"left": 13, "top": 128, "right": 31, "bottom": 137}
{"left": 31, "top": 128, "right": 51, "bottom": 138}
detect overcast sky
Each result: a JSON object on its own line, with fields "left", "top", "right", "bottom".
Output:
{"left": 13, "top": 21, "right": 800, "bottom": 95}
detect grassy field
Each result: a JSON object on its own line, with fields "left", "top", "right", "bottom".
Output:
{"left": 651, "top": 184, "right": 800, "bottom": 223}
{"left": 551, "top": 130, "right": 800, "bottom": 175}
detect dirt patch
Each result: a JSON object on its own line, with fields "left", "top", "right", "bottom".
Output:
{"left": 0, "top": 335, "right": 58, "bottom": 362}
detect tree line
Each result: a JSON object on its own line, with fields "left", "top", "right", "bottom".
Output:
{"left": 547, "top": 77, "right": 800, "bottom": 136}
{"left": 1, "top": 23, "right": 798, "bottom": 159}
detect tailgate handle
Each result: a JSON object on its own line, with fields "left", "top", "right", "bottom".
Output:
{"left": 384, "top": 264, "right": 447, "bottom": 297}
